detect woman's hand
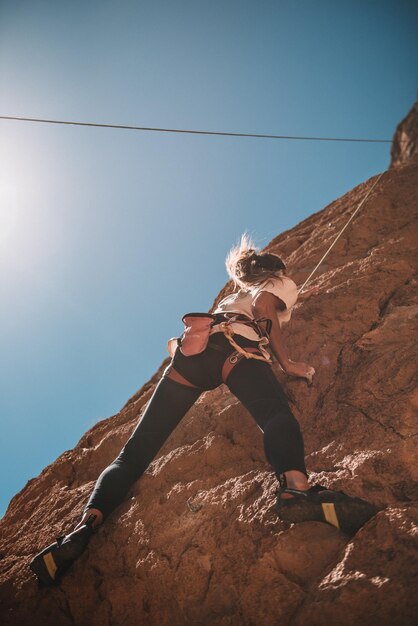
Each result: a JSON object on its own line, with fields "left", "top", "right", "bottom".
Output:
{"left": 284, "top": 360, "right": 316, "bottom": 383}
{"left": 298, "top": 285, "right": 320, "bottom": 300}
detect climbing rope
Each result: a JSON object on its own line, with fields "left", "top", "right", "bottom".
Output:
{"left": 298, "top": 171, "right": 386, "bottom": 294}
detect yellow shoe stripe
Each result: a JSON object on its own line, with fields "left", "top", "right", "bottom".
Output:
{"left": 322, "top": 503, "right": 340, "bottom": 528}
{"left": 43, "top": 552, "right": 58, "bottom": 580}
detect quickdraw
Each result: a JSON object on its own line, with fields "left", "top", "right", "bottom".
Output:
{"left": 218, "top": 320, "right": 272, "bottom": 364}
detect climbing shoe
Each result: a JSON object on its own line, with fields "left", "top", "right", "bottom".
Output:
{"left": 29, "top": 514, "right": 97, "bottom": 587}
{"left": 276, "top": 484, "right": 381, "bottom": 535}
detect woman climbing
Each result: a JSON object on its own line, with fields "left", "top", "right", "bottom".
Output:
{"left": 30, "top": 235, "right": 378, "bottom": 587}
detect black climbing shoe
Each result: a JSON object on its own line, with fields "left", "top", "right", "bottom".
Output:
{"left": 29, "top": 514, "right": 97, "bottom": 587}
{"left": 276, "top": 484, "right": 381, "bottom": 535}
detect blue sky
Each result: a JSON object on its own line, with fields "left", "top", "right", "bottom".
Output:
{"left": 0, "top": 0, "right": 417, "bottom": 518}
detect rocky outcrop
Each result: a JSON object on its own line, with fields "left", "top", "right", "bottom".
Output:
{"left": 1, "top": 152, "right": 417, "bottom": 624}
{"left": 390, "top": 99, "right": 418, "bottom": 167}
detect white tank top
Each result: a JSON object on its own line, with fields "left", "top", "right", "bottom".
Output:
{"left": 212, "top": 276, "right": 298, "bottom": 340}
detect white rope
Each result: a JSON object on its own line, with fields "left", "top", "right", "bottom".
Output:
{"left": 298, "top": 171, "right": 385, "bottom": 294}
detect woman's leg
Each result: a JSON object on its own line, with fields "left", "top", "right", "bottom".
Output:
{"left": 226, "top": 358, "right": 308, "bottom": 485}
{"left": 29, "top": 376, "right": 201, "bottom": 587}
{"left": 81, "top": 376, "right": 201, "bottom": 524}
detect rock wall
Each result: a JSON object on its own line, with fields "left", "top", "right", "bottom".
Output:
{"left": 390, "top": 99, "right": 418, "bottom": 168}
{"left": 1, "top": 158, "right": 417, "bottom": 624}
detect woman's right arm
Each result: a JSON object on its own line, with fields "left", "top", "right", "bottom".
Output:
{"left": 252, "top": 291, "right": 315, "bottom": 382}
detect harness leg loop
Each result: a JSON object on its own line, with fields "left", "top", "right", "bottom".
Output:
{"left": 164, "top": 366, "right": 200, "bottom": 389}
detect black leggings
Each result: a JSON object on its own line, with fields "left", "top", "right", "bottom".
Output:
{"left": 84, "top": 333, "right": 307, "bottom": 519}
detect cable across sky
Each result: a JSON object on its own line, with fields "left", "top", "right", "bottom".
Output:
{"left": 0, "top": 115, "right": 393, "bottom": 143}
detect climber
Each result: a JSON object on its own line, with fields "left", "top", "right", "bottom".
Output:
{"left": 29, "top": 234, "right": 378, "bottom": 587}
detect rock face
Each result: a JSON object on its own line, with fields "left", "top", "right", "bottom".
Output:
{"left": 1, "top": 155, "right": 418, "bottom": 625}
{"left": 390, "top": 99, "right": 418, "bottom": 168}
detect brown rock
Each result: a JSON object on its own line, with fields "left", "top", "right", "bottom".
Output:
{"left": 390, "top": 99, "right": 418, "bottom": 168}
{"left": 292, "top": 505, "right": 418, "bottom": 626}
{"left": 1, "top": 145, "right": 417, "bottom": 624}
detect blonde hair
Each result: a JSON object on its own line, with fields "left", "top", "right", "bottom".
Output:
{"left": 226, "top": 234, "right": 286, "bottom": 289}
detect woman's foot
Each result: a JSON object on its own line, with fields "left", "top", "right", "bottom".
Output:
{"left": 29, "top": 513, "right": 100, "bottom": 587}
{"left": 276, "top": 485, "right": 381, "bottom": 535}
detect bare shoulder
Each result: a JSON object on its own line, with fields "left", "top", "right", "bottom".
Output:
{"left": 252, "top": 290, "right": 286, "bottom": 315}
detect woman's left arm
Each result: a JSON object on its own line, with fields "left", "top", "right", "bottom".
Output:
{"left": 297, "top": 285, "right": 320, "bottom": 300}
{"left": 252, "top": 291, "right": 315, "bottom": 382}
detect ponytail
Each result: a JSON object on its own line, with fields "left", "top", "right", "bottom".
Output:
{"left": 226, "top": 234, "right": 286, "bottom": 289}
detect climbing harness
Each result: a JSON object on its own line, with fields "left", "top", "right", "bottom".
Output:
{"left": 164, "top": 342, "right": 267, "bottom": 389}
{"left": 220, "top": 345, "right": 269, "bottom": 383}
{"left": 163, "top": 365, "right": 199, "bottom": 389}
{"left": 168, "top": 312, "right": 272, "bottom": 362}
{"left": 165, "top": 312, "right": 273, "bottom": 389}
{"left": 298, "top": 171, "right": 385, "bottom": 294}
